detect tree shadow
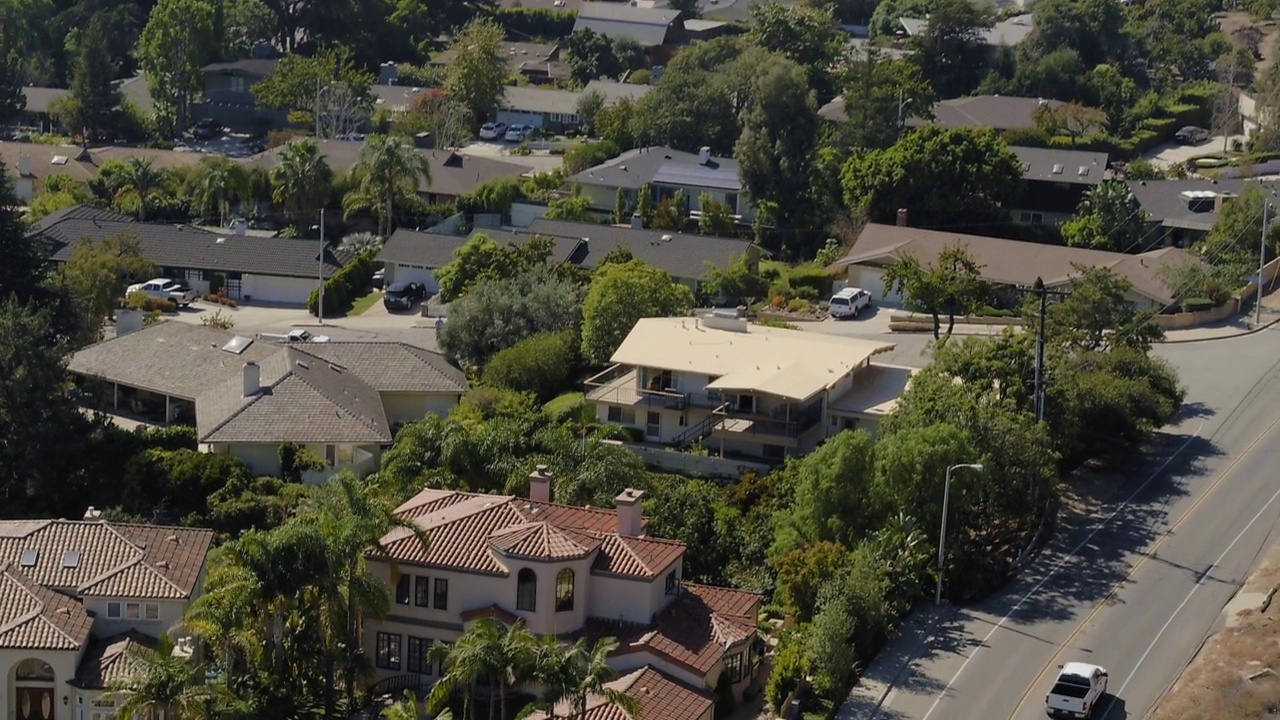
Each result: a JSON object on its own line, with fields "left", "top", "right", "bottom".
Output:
{"left": 1176, "top": 401, "right": 1214, "bottom": 420}
{"left": 1097, "top": 693, "right": 1129, "bottom": 719}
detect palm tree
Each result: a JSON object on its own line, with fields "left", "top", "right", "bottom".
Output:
{"left": 270, "top": 139, "right": 334, "bottom": 224}
{"left": 108, "top": 641, "right": 226, "bottom": 720}
{"left": 565, "top": 637, "right": 637, "bottom": 720}
{"left": 339, "top": 231, "right": 385, "bottom": 256}
{"left": 384, "top": 690, "right": 451, "bottom": 720}
{"left": 342, "top": 134, "right": 432, "bottom": 236}
{"left": 114, "top": 157, "right": 168, "bottom": 221}
{"left": 531, "top": 635, "right": 576, "bottom": 720}
{"left": 427, "top": 625, "right": 494, "bottom": 720}
{"left": 192, "top": 157, "right": 249, "bottom": 226}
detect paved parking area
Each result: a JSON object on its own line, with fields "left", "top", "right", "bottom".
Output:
{"left": 459, "top": 142, "right": 564, "bottom": 174}
{"left": 1141, "top": 134, "right": 1244, "bottom": 168}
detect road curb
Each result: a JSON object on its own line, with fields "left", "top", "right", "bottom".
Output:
{"left": 1159, "top": 315, "right": 1280, "bottom": 344}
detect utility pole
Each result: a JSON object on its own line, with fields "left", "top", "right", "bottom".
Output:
{"left": 1034, "top": 276, "right": 1047, "bottom": 423}
{"left": 315, "top": 77, "right": 321, "bottom": 139}
{"left": 318, "top": 208, "right": 326, "bottom": 325}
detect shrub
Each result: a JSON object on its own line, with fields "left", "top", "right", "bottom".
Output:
{"left": 267, "top": 128, "right": 304, "bottom": 149}
{"left": 492, "top": 7, "right": 576, "bottom": 38}
{"left": 481, "top": 329, "right": 578, "bottom": 401}
{"left": 1180, "top": 297, "right": 1215, "bottom": 313}
{"left": 766, "top": 629, "right": 810, "bottom": 712}
{"left": 562, "top": 140, "right": 620, "bottom": 174}
{"left": 308, "top": 250, "right": 378, "bottom": 316}
{"left": 629, "top": 69, "right": 651, "bottom": 85}
{"left": 201, "top": 293, "right": 238, "bottom": 307}
{"left": 788, "top": 267, "right": 832, "bottom": 298}
{"left": 121, "top": 448, "right": 253, "bottom": 520}
{"left": 787, "top": 298, "right": 810, "bottom": 312}
{"left": 124, "top": 291, "right": 177, "bottom": 313}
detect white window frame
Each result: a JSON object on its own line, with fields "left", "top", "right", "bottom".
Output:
{"left": 107, "top": 601, "right": 121, "bottom": 618}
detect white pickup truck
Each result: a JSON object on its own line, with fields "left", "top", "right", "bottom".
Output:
{"left": 126, "top": 278, "right": 198, "bottom": 307}
{"left": 1046, "top": 662, "right": 1108, "bottom": 719}
{"left": 259, "top": 329, "right": 330, "bottom": 344}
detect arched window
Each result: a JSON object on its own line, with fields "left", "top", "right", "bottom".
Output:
{"left": 517, "top": 568, "right": 537, "bottom": 612}
{"left": 14, "top": 659, "right": 54, "bottom": 682}
{"left": 555, "top": 569, "right": 575, "bottom": 612}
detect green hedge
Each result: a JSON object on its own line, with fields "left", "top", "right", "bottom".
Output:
{"left": 789, "top": 266, "right": 834, "bottom": 298}
{"left": 308, "top": 250, "right": 379, "bottom": 317}
{"left": 1180, "top": 297, "right": 1215, "bottom": 312}
{"left": 491, "top": 7, "right": 576, "bottom": 39}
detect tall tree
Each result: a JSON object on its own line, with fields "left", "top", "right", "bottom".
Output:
{"left": 140, "top": 0, "right": 217, "bottom": 137}
{"left": 251, "top": 47, "right": 375, "bottom": 127}
{"left": 0, "top": 49, "right": 24, "bottom": 126}
{"left": 834, "top": 46, "right": 934, "bottom": 150}
{"left": 909, "top": 0, "right": 994, "bottom": 98}
{"left": 107, "top": 644, "right": 223, "bottom": 720}
{"left": 734, "top": 57, "right": 820, "bottom": 243}
{"left": 882, "top": 244, "right": 989, "bottom": 342}
{"left": 192, "top": 157, "right": 250, "bottom": 226}
{"left": 64, "top": 18, "right": 121, "bottom": 144}
{"left": 55, "top": 232, "right": 155, "bottom": 347}
{"left": 566, "top": 28, "right": 620, "bottom": 84}
{"left": 444, "top": 19, "right": 507, "bottom": 125}
{"left": 113, "top": 158, "right": 169, "bottom": 221}
{"left": 342, "top": 134, "right": 432, "bottom": 236}
{"left": 1060, "top": 181, "right": 1145, "bottom": 252}
{"left": 269, "top": 139, "right": 334, "bottom": 224}
{"left": 747, "top": 1, "right": 843, "bottom": 98}
{"left": 580, "top": 259, "right": 695, "bottom": 365}
{"left": 771, "top": 430, "right": 878, "bottom": 556}
{"left": 566, "top": 637, "right": 638, "bottom": 719}
{"left": 1032, "top": 265, "right": 1165, "bottom": 352}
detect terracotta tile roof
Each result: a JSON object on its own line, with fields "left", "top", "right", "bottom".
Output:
{"left": 587, "top": 584, "right": 761, "bottom": 676}
{"left": 458, "top": 604, "right": 520, "bottom": 626}
{"left": 0, "top": 564, "right": 94, "bottom": 650}
{"left": 0, "top": 520, "right": 213, "bottom": 600}
{"left": 379, "top": 489, "right": 679, "bottom": 579}
{"left": 527, "top": 666, "right": 716, "bottom": 720}
{"left": 71, "top": 631, "right": 157, "bottom": 689}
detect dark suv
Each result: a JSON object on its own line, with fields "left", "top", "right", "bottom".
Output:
{"left": 192, "top": 118, "right": 222, "bottom": 140}
{"left": 383, "top": 281, "right": 426, "bottom": 311}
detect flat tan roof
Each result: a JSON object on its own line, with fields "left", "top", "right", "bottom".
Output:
{"left": 611, "top": 318, "right": 896, "bottom": 401}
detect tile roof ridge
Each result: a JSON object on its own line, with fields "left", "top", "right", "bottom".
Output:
{"left": 0, "top": 566, "right": 46, "bottom": 638}
{"left": 77, "top": 555, "right": 184, "bottom": 597}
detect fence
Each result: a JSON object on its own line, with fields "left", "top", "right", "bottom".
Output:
{"left": 608, "top": 440, "right": 771, "bottom": 480}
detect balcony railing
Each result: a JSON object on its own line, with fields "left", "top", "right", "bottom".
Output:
{"left": 584, "top": 365, "right": 724, "bottom": 411}
{"left": 713, "top": 401, "right": 824, "bottom": 439}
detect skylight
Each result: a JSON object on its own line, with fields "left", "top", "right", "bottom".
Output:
{"left": 1051, "top": 164, "right": 1064, "bottom": 175}
{"left": 62, "top": 550, "right": 81, "bottom": 569}
{"left": 221, "top": 336, "right": 254, "bottom": 354}
{"left": 20, "top": 549, "right": 37, "bottom": 567}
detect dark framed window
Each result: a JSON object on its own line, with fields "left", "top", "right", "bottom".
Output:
{"left": 665, "top": 570, "right": 678, "bottom": 595}
{"left": 517, "top": 568, "right": 537, "bottom": 612}
{"left": 725, "top": 652, "right": 744, "bottom": 683}
{"left": 407, "top": 636, "right": 433, "bottom": 675}
{"left": 395, "top": 574, "right": 410, "bottom": 605}
{"left": 555, "top": 569, "right": 575, "bottom": 612}
{"left": 414, "top": 575, "right": 430, "bottom": 607}
{"left": 434, "top": 578, "right": 449, "bottom": 610}
{"left": 607, "top": 406, "right": 622, "bottom": 423}
{"left": 375, "top": 632, "right": 401, "bottom": 670}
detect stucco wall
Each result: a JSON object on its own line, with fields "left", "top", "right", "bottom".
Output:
{"left": 1, "top": 649, "right": 80, "bottom": 720}
{"left": 380, "top": 392, "right": 459, "bottom": 426}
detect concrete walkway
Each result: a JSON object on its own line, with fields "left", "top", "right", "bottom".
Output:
{"left": 837, "top": 605, "right": 952, "bottom": 720}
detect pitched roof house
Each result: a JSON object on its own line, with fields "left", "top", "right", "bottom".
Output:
{"left": 68, "top": 322, "right": 468, "bottom": 478}
{"left": 527, "top": 667, "right": 716, "bottom": 720}
{"left": 0, "top": 143, "right": 207, "bottom": 203}
{"left": 363, "top": 474, "right": 763, "bottom": 716}
{"left": 0, "top": 518, "right": 214, "bottom": 720}
{"left": 31, "top": 205, "right": 348, "bottom": 305}
{"left": 430, "top": 42, "right": 571, "bottom": 85}
{"left": 1008, "top": 145, "right": 1110, "bottom": 226}
{"left": 820, "top": 94, "right": 1064, "bottom": 131}
{"left": 573, "top": 3, "right": 682, "bottom": 47}
{"left": 567, "top": 146, "right": 751, "bottom": 221}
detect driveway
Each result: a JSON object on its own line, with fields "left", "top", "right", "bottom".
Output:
{"left": 1141, "top": 134, "right": 1245, "bottom": 168}
{"left": 459, "top": 141, "right": 564, "bottom": 174}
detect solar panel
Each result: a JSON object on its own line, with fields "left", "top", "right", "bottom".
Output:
{"left": 62, "top": 550, "right": 81, "bottom": 569}
{"left": 221, "top": 335, "right": 254, "bottom": 354}
{"left": 20, "top": 549, "right": 37, "bottom": 567}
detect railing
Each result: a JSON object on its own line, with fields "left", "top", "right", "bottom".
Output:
{"left": 714, "top": 401, "right": 824, "bottom": 439}
{"left": 365, "top": 674, "right": 435, "bottom": 700}
{"left": 670, "top": 408, "right": 724, "bottom": 448}
{"left": 584, "top": 365, "right": 724, "bottom": 411}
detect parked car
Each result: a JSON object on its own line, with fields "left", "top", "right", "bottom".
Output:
{"left": 504, "top": 124, "right": 530, "bottom": 142}
{"left": 828, "top": 287, "right": 872, "bottom": 319}
{"left": 126, "top": 278, "right": 199, "bottom": 307}
{"left": 1045, "top": 662, "right": 1108, "bottom": 719}
{"left": 260, "top": 329, "right": 331, "bottom": 343}
{"left": 383, "top": 281, "right": 427, "bottom": 311}
{"left": 371, "top": 268, "right": 386, "bottom": 290}
{"left": 1174, "top": 126, "right": 1210, "bottom": 144}
{"left": 479, "top": 121, "right": 508, "bottom": 140}
{"left": 191, "top": 118, "right": 223, "bottom": 140}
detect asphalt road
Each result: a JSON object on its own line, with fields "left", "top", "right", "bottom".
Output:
{"left": 865, "top": 324, "right": 1280, "bottom": 720}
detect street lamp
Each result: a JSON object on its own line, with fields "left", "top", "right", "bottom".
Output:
{"left": 897, "top": 89, "right": 913, "bottom": 136}
{"left": 310, "top": 210, "right": 326, "bottom": 324}
{"left": 936, "top": 463, "right": 985, "bottom": 605}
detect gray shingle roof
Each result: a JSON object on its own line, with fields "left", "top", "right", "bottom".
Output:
{"left": 569, "top": 146, "right": 738, "bottom": 191}
{"left": 20, "top": 87, "right": 68, "bottom": 114}
{"left": 299, "top": 342, "right": 468, "bottom": 393}
{"left": 910, "top": 95, "right": 1065, "bottom": 131}
{"left": 69, "top": 322, "right": 281, "bottom": 400}
{"left": 1126, "top": 178, "right": 1274, "bottom": 225}
{"left": 582, "top": 80, "right": 652, "bottom": 104}
{"left": 651, "top": 159, "right": 741, "bottom": 191}
{"left": 526, "top": 218, "right": 758, "bottom": 280}
{"left": 501, "top": 85, "right": 584, "bottom": 115}
{"left": 36, "top": 208, "right": 348, "bottom": 279}
{"left": 574, "top": 3, "right": 679, "bottom": 47}
{"left": 197, "top": 346, "right": 392, "bottom": 444}
{"left": 1010, "top": 146, "right": 1108, "bottom": 186}
{"left": 201, "top": 59, "right": 279, "bottom": 78}
{"left": 378, "top": 228, "right": 472, "bottom": 268}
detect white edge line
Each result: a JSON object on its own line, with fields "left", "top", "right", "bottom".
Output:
{"left": 919, "top": 421, "right": 1205, "bottom": 720}
{"left": 1100, "top": 475, "right": 1280, "bottom": 713}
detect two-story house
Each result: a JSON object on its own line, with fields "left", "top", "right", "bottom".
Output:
{"left": 568, "top": 146, "right": 753, "bottom": 223}
{"left": 0, "top": 514, "right": 214, "bottom": 720}
{"left": 197, "top": 59, "right": 284, "bottom": 133}
{"left": 363, "top": 471, "right": 763, "bottom": 712}
{"left": 1008, "top": 146, "right": 1110, "bottom": 227}
{"left": 585, "top": 314, "right": 915, "bottom": 463}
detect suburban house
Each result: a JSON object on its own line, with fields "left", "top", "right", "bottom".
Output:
{"left": 430, "top": 42, "right": 571, "bottom": 85}
{"left": 1009, "top": 145, "right": 1110, "bottom": 227}
{"left": 820, "top": 93, "right": 1063, "bottom": 130}
{"left": 244, "top": 139, "right": 530, "bottom": 205}
{"left": 196, "top": 58, "right": 283, "bottom": 132}
{"left": 829, "top": 223, "right": 1203, "bottom": 310}
{"left": 496, "top": 81, "right": 651, "bottom": 134}
{"left": 17, "top": 76, "right": 152, "bottom": 133}
{"left": 0, "top": 143, "right": 206, "bottom": 203}
{"left": 899, "top": 13, "right": 1034, "bottom": 48}
{"left": 574, "top": 3, "right": 683, "bottom": 50}
{"left": 32, "top": 205, "right": 347, "bottom": 305}
{"left": 377, "top": 219, "right": 760, "bottom": 293}
{"left": 363, "top": 473, "right": 764, "bottom": 713}
{"left": 67, "top": 322, "right": 468, "bottom": 478}
{"left": 568, "top": 146, "right": 751, "bottom": 221}
{"left": 0, "top": 516, "right": 214, "bottom": 720}
{"left": 585, "top": 315, "right": 914, "bottom": 461}
{"left": 527, "top": 667, "right": 715, "bottom": 720}
{"left": 1126, "top": 178, "right": 1269, "bottom": 247}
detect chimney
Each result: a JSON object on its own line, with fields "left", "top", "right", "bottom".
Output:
{"left": 378, "top": 61, "right": 399, "bottom": 86}
{"left": 698, "top": 146, "right": 711, "bottom": 165}
{"left": 631, "top": 212, "right": 644, "bottom": 229}
{"left": 242, "top": 361, "right": 260, "bottom": 397}
{"left": 115, "top": 308, "right": 144, "bottom": 337}
{"left": 83, "top": 506, "right": 102, "bottom": 521}
{"left": 17, "top": 154, "right": 31, "bottom": 177}
{"left": 614, "top": 488, "right": 646, "bottom": 537}
{"left": 414, "top": 132, "right": 435, "bottom": 149}
{"left": 233, "top": 218, "right": 248, "bottom": 236}
{"left": 529, "top": 465, "right": 552, "bottom": 503}
{"left": 1213, "top": 192, "right": 1236, "bottom": 214}
{"left": 896, "top": 208, "right": 909, "bottom": 227}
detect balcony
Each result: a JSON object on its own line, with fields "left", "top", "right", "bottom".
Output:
{"left": 711, "top": 400, "right": 824, "bottom": 445}
{"left": 584, "top": 365, "right": 723, "bottom": 411}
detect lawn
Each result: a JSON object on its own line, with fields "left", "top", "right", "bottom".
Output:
{"left": 544, "top": 391, "right": 587, "bottom": 421}
{"left": 349, "top": 289, "right": 383, "bottom": 316}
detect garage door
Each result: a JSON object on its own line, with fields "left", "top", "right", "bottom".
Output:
{"left": 393, "top": 264, "right": 439, "bottom": 293}
{"left": 242, "top": 274, "right": 318, "bottom": 305}
{"left": 848, "top": 265, "right": 901, "bottom": 304}
{"left": 496, "top": 111, "right": 544, "bottom": 129}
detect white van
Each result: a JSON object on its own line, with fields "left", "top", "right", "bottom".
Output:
{"left": 829, "top": 287, "right": 871, "bottom": 319}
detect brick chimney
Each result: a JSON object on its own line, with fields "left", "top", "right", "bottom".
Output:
{"left": 243, "top": 362, "right": 260, "bottom": 397}
{"left": 896, "top": 208, "right": 909, "bottom": 227}
{"left": 529, "top": 465, "right": 552, "bottom": 503}
{"left": 615, "top": 488, "right": 645, "bottom": 537}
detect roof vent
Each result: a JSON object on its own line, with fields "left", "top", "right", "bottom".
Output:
{"left": 156, "top": 560, "right": 169, "bottom": 568}
{"left": 216, "top": 238, "right": 226, "bottom": 244}
{"left": 167, "top": 534, "right": 179, "bottom": 543}
{"left": 296, "top": 360, "right": 309, "bottom": 369}
{"left": 1078, "top": 166, "right": 1089, "bottom": 177}
{"left": 1051, "top": 164, "right": 1064, "bottom": 175}
{"left": 20, "top": 549, "right": 37, "bottom": 567}
{"left": 51, "top": 155, "right": 68, "bottom": 165}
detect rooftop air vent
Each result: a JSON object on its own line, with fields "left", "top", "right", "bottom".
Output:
{"left": 1078, "top": 166, "right": 1089, "bottom": 177}
{"left": 1051, "top": 164, "right": 1064, "bottom": 175}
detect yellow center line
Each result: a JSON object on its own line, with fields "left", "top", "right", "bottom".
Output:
{"left": 1006, "top": 408, "right": 1280, "bottom": 720}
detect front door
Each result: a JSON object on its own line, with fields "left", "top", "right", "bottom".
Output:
{"left": 16, "top": 686, "right": 54, "bottom": 720}
{"left": 645, "top": 411, "right": 661, "bottom": 441}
